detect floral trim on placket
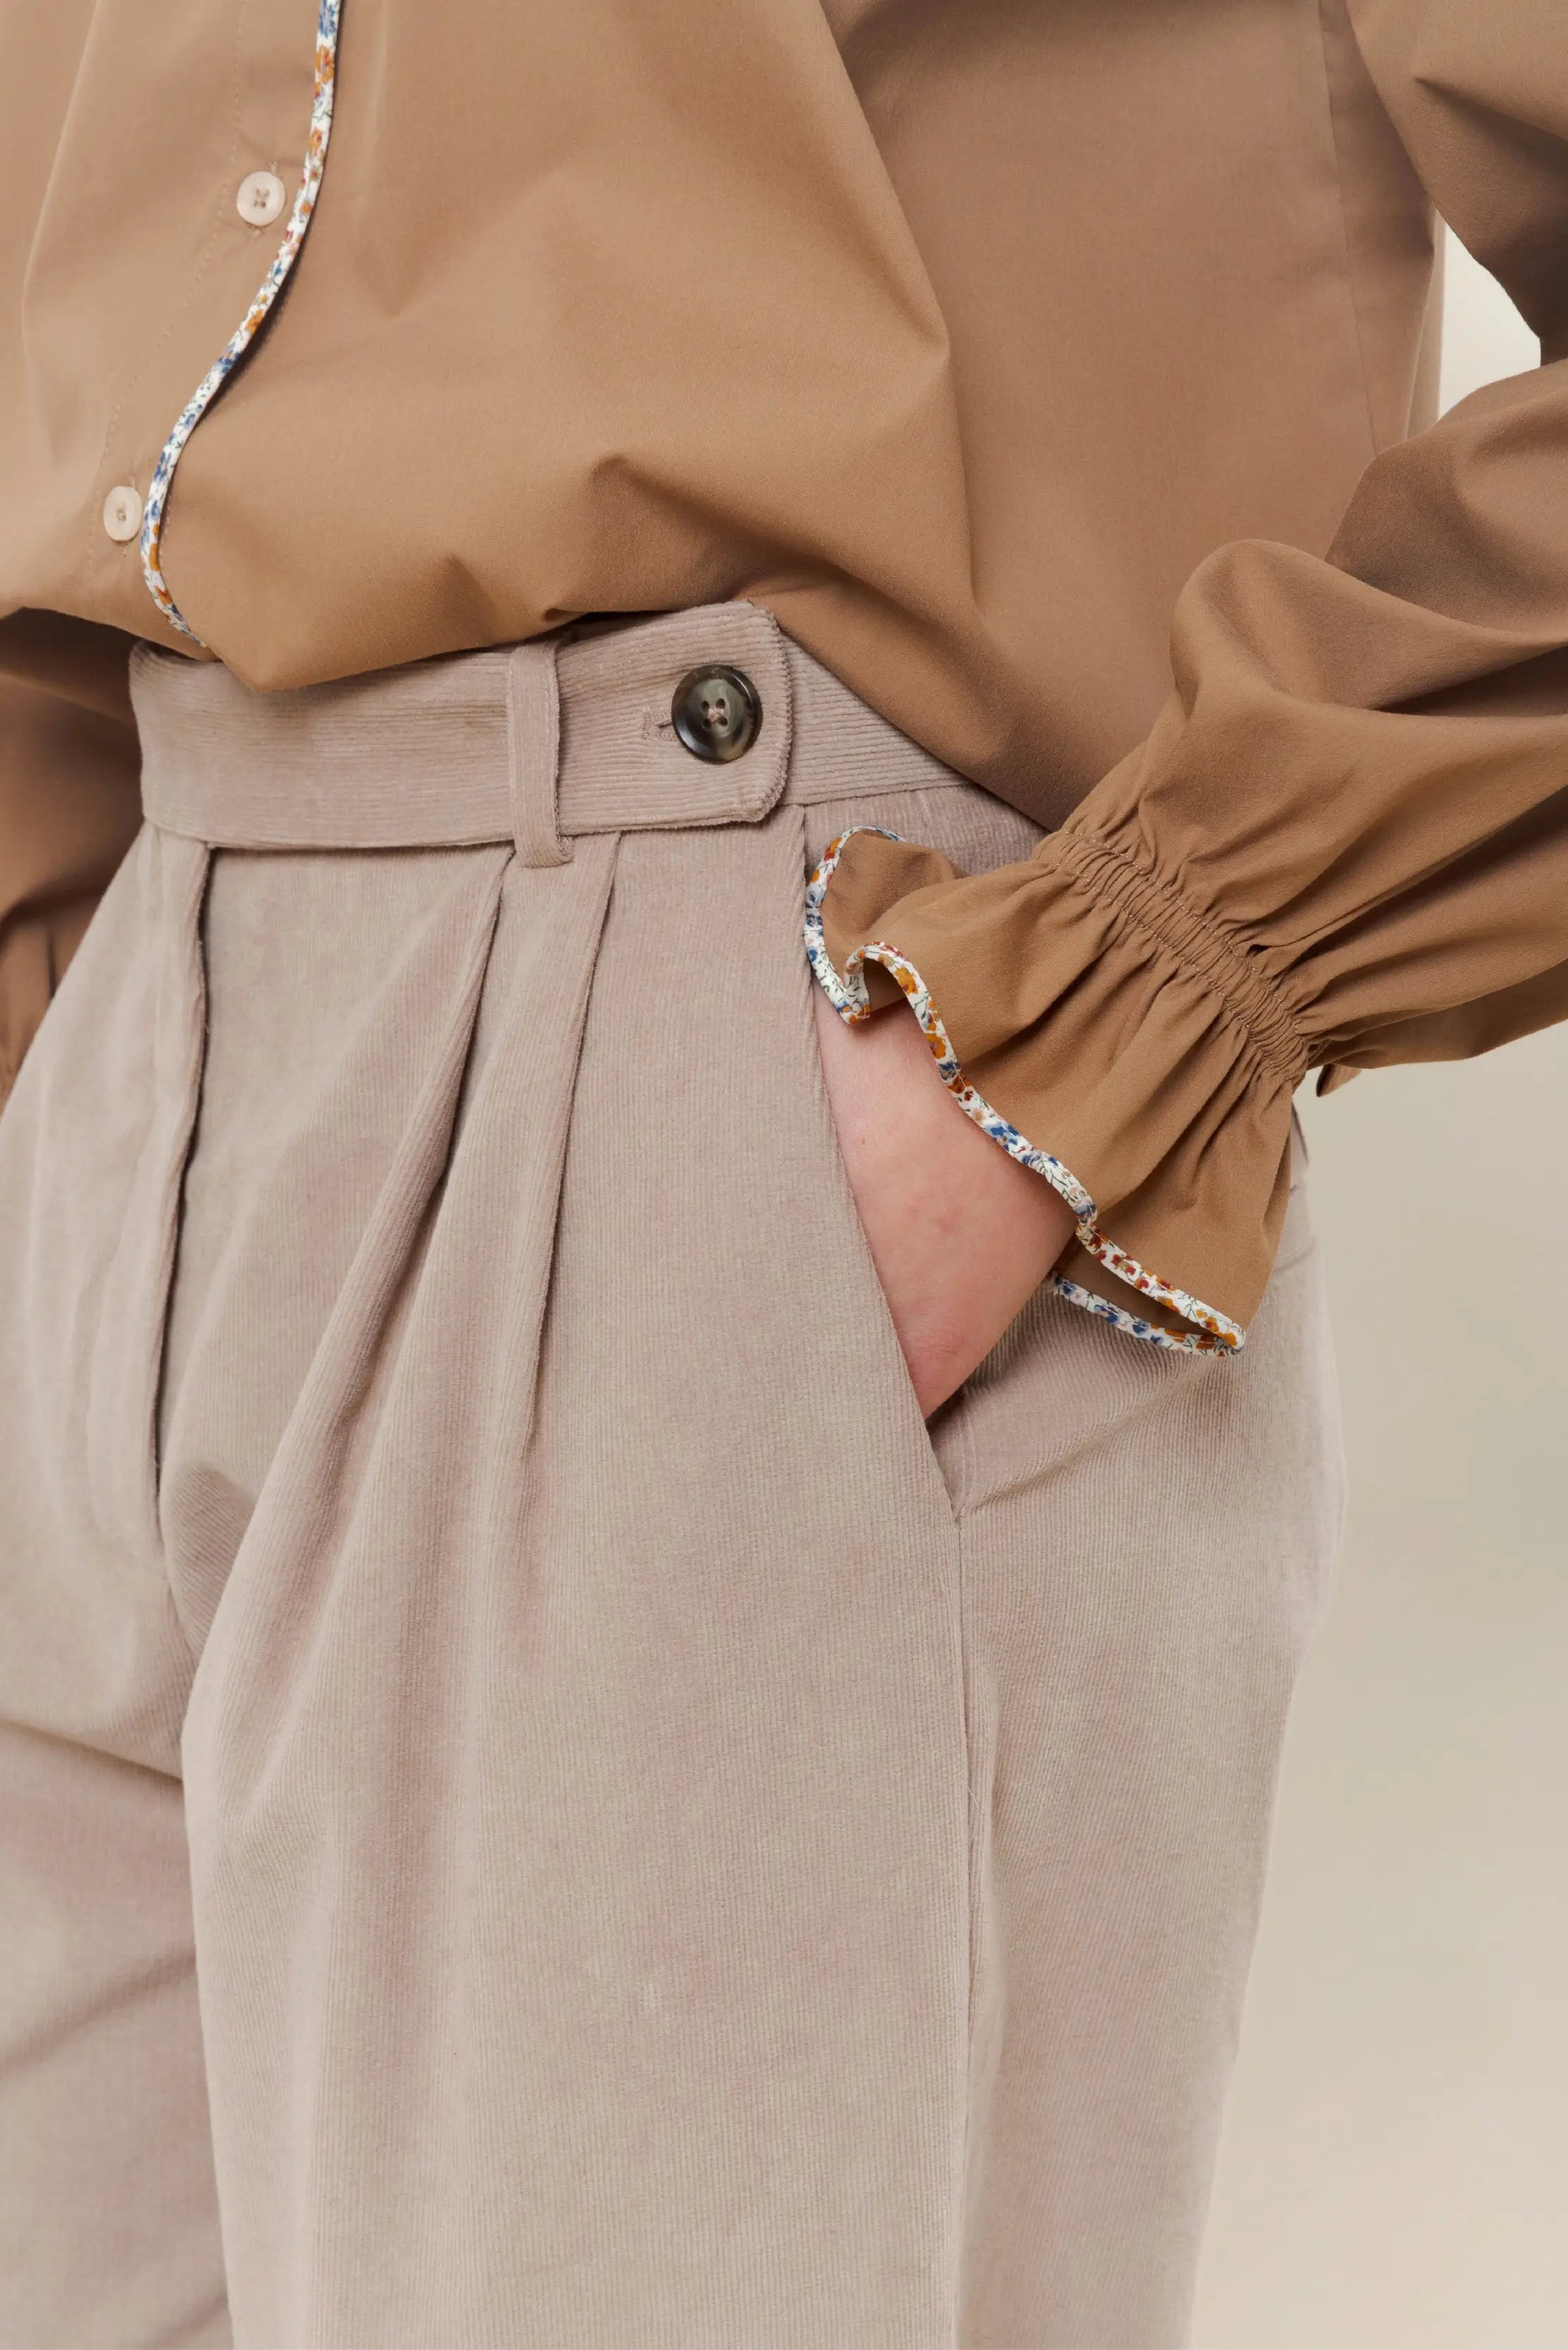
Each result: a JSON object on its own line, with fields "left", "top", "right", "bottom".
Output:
{"left": 140, "top": 0, "right": 343, "bottom": 643}
{"left": 804, "top": 827, "right": 1245, "bottom": 1355}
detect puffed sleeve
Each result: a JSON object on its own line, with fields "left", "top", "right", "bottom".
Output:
{"left": 809, "top": 0, "right": 1568, "bottom": 1351}
{"left": 0, "top": 613, "right": 143, "bottom": 1103}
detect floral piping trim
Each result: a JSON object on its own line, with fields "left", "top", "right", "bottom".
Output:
{"left": 140, "top": 0, "right": 342, "bottom": 642}
{"left": 805, "top": 827, "right": 1245, "bottom": 1356}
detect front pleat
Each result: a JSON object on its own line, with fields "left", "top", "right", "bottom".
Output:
{"left": 183, "top": 836, "right": 616, "bottom": 1787}
{"left": 87, "top": 828, "right": 210, "bottom": 1566}
{"left": 180, "top": 838, "right": 619, "bottom": 2323}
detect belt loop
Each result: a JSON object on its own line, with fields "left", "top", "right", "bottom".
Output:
{"left": 506, "top": 640, "right": 572, "bottom": 867}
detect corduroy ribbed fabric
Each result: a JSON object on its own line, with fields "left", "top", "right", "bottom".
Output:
{"left": 0, "top": 609, "right": 1344, "bottom": 2350}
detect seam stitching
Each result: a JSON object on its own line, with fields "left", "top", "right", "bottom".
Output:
{"left": 1314, "top": 0, "right": 1384, "bottom": 463}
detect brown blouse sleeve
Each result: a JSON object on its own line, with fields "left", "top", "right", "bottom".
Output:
{"left": 808, "top": 0, "right": 1568, "bottom": 1352}
{"left": 0, "top": 613, "right": 143, "bottom": 1105}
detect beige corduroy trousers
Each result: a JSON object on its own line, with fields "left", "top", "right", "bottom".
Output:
{"left": 0, "top": 606, "right": 1343, "bottom": 2350}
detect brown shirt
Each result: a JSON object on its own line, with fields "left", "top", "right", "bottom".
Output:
{"left": 3, "top": 0, "right": 1566, "bottom": 1342}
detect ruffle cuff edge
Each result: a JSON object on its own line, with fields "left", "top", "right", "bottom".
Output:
{"left": 805, "top": 826, "right": 1247, "bottom": 1356}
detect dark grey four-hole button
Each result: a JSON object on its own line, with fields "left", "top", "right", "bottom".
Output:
{"left": 671, "top": 665, "right": 761, "bottom": 763}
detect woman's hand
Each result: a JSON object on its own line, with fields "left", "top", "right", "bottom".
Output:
{"left": 814, "top": 987, "right": 1074, "bottom": 1417}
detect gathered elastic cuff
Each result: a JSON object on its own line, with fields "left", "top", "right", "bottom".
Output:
{"left": 806, "top": 824, "right": 1310, "bottom": 1353}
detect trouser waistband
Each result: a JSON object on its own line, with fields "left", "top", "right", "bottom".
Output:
{"left": 130, "top": 603, "right": 964, "bottom": 866}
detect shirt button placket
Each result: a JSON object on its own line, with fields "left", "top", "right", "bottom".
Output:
{"left": 235, "top": 169, "right": 287, "bottom": 228}
{"left": 101, "top": 484, "right": 142, "bottom": 542}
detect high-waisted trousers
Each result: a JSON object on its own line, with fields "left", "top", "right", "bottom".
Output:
{"left": 0, "top": 604, "right": 1343, "bottom": 2350}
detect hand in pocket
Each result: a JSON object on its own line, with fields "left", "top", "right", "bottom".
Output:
{"left": 814, "top": 987, "right": 1074, "bottom": 1417}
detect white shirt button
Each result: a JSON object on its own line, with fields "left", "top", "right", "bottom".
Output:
{"left": 236, "top": 169, "right": 287, "bottom": 228}
{"left": 102, "top": 484, "right": 142, "bottom": 542}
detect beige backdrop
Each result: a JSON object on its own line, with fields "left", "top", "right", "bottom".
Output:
{"left": 1192, "top": 235, "right": 1568, "bottom": 2350}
